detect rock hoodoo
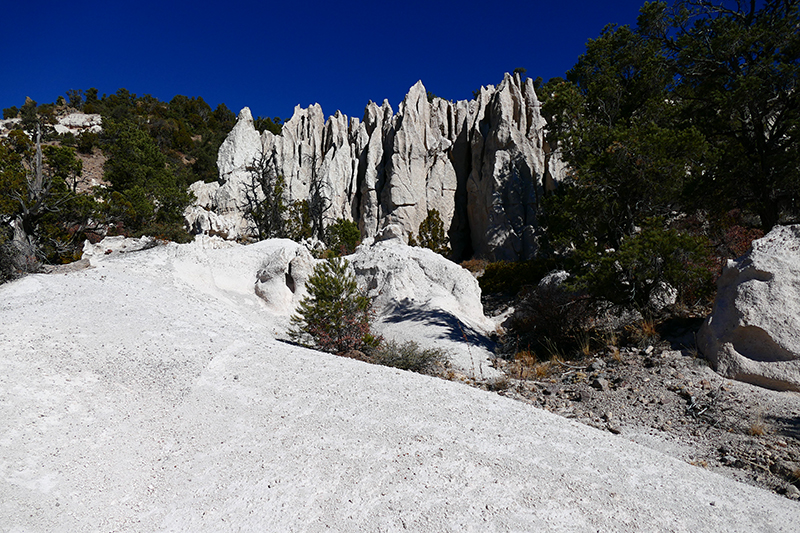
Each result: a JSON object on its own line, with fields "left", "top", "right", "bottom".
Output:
{"left": 185, "top": 73, "right": 562, "bottom": 261}
{"left": 698, "top": 225, "right": 800, "bottom": 391}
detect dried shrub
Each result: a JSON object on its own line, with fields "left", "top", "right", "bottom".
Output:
{"left": 502, "top": 272, "right": 596, "bottom": 361}
{"left": 368, "top": 339, "right": 449, "bottom": 375}
{"left": 625, "top": 317, "right": 660, "bottom": 348}
{"left": 460, "top": 258, "right": 488, "bottom": 275}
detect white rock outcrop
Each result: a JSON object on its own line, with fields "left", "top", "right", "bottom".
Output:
{"left": 82, "top": 235, "right": 156, "bottom": 266}
{"left": 253, "top": 241, "right": 316, "bottom": 315}
{"left": 349, "top": 240, "right": 493, "bottom": 335}
{"left": 186, "top": 73, "right": 563, "bottom": 261}
{"left": 698, "top": 225, "right": 800, "bottom": 391}
{"left": 53, "top": 113, "right": 102, "bottom": 135}
{"left": 251, "top": 239, "right": 497, "bottom": 376}
{"left": 1, "top": 112, "right": 102, "bottom": 138}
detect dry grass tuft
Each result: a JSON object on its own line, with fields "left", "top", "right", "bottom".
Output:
{"left": 503, "top": 350, "right": 556, "bottom": 380}
{"left": 748, "top": 412, "right": 767, "bottom": 436}
{"left": 611, "top": 346, "right": 623, "bottom": 363}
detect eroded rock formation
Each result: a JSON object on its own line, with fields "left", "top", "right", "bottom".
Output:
{"left": 697, "top": 225, "right": 800, "bottom": 391}
{"left": 185, "top": 73, "right": 562, "bottom": 261}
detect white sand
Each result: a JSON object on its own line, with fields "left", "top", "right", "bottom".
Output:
{"left": 1, "top": 240, "right": 797, "bottom": 532}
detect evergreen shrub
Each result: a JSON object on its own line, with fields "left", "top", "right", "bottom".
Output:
{"left": 289, "top": 257, "right": 378, "bottom": 354}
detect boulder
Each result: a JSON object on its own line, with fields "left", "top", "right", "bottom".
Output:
{"left": 82, "top": 236, "right": 157, "bottom": 266}
{"left": 349, "top": 240, "right": 492, "bottom": 333}
{"left": 53, "top": 112, "right": 102, "bottom": 135}
{"left": 253, "top": 241, "right": 316, "bottom": 315}
{"left": 698, "top": 225, "right": 800, "bottom": 391}
{"left": 349, "top": 240, "right": 498, "bottom": 377}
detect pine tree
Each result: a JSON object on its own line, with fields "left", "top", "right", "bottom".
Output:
{"left": 288, "top": 257, "right": 377, "bottom": 354}
{"left": 409, "top": 209, "right": 450, "bottom": 257}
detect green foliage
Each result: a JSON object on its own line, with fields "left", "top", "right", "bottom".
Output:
{"left": 76, "top": 131, "right": 98, "bottom": 154}
{"left": 0, "top": 231, "right": 17, "bottom": 284}
{"left": 0, "top": 139, "right": 26, "bottom": 217}
{"left": 408, "top": 209, "right": 450, "bottom": 257}
{"left": 368, "top": 340, "right": 448, "bottom": 375}
{"left": 534, "top": 0, "right": 796, "bottom": 309}
{"left": 289, "top": 257, "right": 378, "bottom": 354}
{"left": 667, "top": 0, "right": 800, "bottom": 230}
{"left": 286, "top": 200, "right": 313, "bottom": 241}
{"left": 3, "top": 107, "right": 19, "bottom": 119}
{"left": 0, "top": 131, "right": 99, "bottom": 266}
{"left": 569, "top": 219, "right": 714, "bottom": 309}
{"left": 20, "top": 98, "right": 39, "bottom": 135}
{"left": 325, "top": 218, "right": 360, "bottom": 255}
{"left": 42, "top": 145, "right": 83, "bottom": 193}
{"left": 479, "top": 257, "right": 561, "bottom": 295}
{"left": 65, "top": 89, "right": 83, "bottom": 110}
{"left": 254, "top": 116, "right": 283, "bottom": 135}
{"left": 541, "top": 19, "right": 708, "bottom": 251}
{"left": 546, "top": 0, "right": 800, "bottom": 238}
{"left": 100, "top": 120, "right": 192, "bottom": 239}
{"left": 1, "top": 87, "right": 248, "bottom": 250}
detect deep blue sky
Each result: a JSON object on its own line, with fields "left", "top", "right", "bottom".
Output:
{"left": 1, "top": 0, "right": 649, "bottom": 121}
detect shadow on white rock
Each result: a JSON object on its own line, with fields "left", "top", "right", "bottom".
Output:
{"left": 252, "top": 238, "right": 499, "bottom": 377}
{"left": 254, "top": 241, "right": 316, "bottom": 315}
{"left": 698, "top": 225, "right": 800, "bottom": 391}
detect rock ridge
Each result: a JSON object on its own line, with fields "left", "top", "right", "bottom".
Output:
{"left": 185, "top": 73, "right": 563, "bottom": 261}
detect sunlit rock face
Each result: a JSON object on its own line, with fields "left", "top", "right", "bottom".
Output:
{"left": 186, "top": 73, "right": 563, "bottom": 261}
{"left": 698, "top": 225, "right": 800, "bottom": 392}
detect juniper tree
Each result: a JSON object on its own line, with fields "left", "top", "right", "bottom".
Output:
{"left": 408, "top": 209, "right": 450, "bottom": 257}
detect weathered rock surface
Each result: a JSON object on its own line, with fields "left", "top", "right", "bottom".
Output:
{"left": 82, "top": 235, "right": 156, "bottom": 266}
{"left": 349, "top": 240, "right": 493, "bottom": 334}
{"left": 1, "top": 112, "right": 102, "bottom": 138}
{"left": 250, "top": 239, "right": 497, "bottom": 375}
{"left": 698, "top": 225, "right": 800, "bottom": 391}
{"left": 53, "top": 112, "right": 102, "bottom": 135}
{"left": 185, "top": 73, "right": 563, "bottom": 261}
{"left": 253, "top": 240, "right": 316, "bottom": 315}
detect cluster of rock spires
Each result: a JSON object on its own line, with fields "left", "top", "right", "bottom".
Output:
{"left": 185, "top": 73, "right": 564, "bottom": 261}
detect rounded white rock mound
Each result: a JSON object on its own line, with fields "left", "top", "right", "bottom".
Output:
{"left": 698, "top": 224, "right": 800, "bottom": 391}
{"left": 350, "top": 240, "right": 493, "bottom": 334}
{"left": 254, "top": 241, "right": 316, "bottom": 315}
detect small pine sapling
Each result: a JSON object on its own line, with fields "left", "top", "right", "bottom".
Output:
{"left": 289, "top": 257, "right": 378, "bottom": 354}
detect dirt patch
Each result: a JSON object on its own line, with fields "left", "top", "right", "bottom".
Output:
{"left": 486, "top": 344, "right": 800, "bottom": 500}
{"left": 75, "top": 147, "right": 107, "bottom": 192}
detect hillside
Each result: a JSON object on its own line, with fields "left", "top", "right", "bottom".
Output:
{"left": 1, "top": 238, "right": 798, "bottom": 531}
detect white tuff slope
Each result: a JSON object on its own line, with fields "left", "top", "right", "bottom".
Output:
{"left": 1, "top": 239, "right": 797, "bottom": 532}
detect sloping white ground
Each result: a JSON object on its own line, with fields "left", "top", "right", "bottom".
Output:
{"left": 0, "top": 240, "right": 798, "bottom": 532}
